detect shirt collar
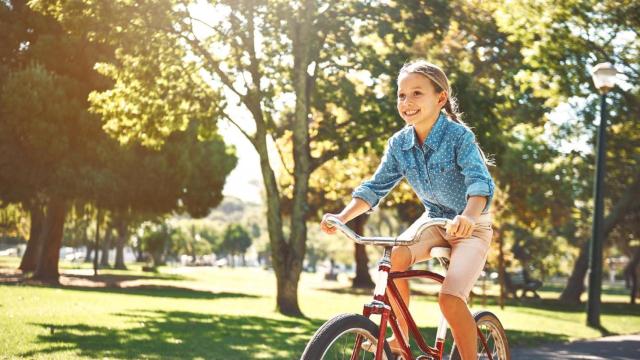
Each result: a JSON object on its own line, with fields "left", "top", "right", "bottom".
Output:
{"left": 402, "top": 112, "right": 448, "bottom": 151}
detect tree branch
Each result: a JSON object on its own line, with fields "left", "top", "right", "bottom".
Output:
{"left": 274, "top": 141, "right": 294, "bottom": 177}
{"left": 222, "top": 112, "right": 256, "bottom": 148}
{"left": 173, "top": 7, "right": 248, "bottom": 103}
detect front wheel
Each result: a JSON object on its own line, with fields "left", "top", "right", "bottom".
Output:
{"left": 301, "top": 313, "right": 393, "bottom": 360}
{"left": 450, "top": 310, "right": 510, "bottom": 360}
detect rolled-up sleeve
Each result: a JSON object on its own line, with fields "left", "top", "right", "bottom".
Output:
{"left": 352, "top": 139, "right": 403, "bottom": 210}
{"left": 456, "top": 131, "right": 495, "bottom": 211}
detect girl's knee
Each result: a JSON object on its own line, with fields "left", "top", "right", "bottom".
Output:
{"left": 438, "top": 292, "right": 465, "bottom": 314}
{"left": 391, "top": 247, "right": 412, "bottom": 270}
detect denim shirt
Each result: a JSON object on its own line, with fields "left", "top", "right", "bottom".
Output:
{"left": 352, "top": 112, "right": 495, "bottom": 219}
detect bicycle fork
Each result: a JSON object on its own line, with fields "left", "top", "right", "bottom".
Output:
{"left": 361, "top": 246, "right": 393, "bottom": 360}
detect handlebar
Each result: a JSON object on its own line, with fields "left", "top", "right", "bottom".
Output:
{"left": 325, "top": 215, "right": 451, "bottom": 247}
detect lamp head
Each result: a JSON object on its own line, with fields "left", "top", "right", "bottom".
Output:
{"left": 591, "top": 62, "right": 618, "bottom": 94}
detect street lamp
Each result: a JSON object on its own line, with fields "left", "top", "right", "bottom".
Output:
{"left": 586, "top": 62, "right": 618, "bottom": 328}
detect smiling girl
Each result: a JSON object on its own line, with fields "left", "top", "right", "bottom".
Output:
{"left": 320, "top": 60, "right": 495, "bottom": 360}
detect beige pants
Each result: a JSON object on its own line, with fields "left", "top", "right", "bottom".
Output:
{"left": 399, "top": 212, "right": 493, "bottom": 302}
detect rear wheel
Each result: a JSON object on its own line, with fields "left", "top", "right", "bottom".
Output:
{"left": 301, "top": 313, "right": 393, "bottom": 360}
{"left": 450, "top": 311, "right": 510, "bottom": 360}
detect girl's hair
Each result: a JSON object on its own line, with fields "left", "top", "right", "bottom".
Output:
{"left": 398, "top": 60, "right": 465, "bottom": 125}
{"left": 398, "top": 59, "right": 494, "bottom": 166}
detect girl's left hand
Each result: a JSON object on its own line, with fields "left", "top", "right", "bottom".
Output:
{"left": 446, "top": 215, "right": 476, "bottom": 238}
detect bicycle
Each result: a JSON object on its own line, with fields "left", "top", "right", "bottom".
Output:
{"left": 301, "top": 215, "right": 510, "bottom": 360}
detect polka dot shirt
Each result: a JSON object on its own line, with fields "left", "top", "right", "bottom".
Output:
{"left": 352, "top": 112, "right": 495, "bottom": 219}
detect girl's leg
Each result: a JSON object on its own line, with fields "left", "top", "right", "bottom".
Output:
{"left": 437, "top": 221, "right": 492, "bottom": 360}
{"left": 389, "top": 246, "right": 413, "bottom": 344}
{"left": 439, "top": 293, "right": 478, "bottom": 359}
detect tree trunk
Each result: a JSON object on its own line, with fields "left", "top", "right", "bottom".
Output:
{"left": 275, "top": 260, "right": 303, "bottom": 316}
{"left": 231, "top": 1, "right": 317, "bottom": 317}
{"left": 114, "top": 217, "right": 128, "bottom": 270}
{"left": 84, "top": 243, "right": 93, "bottom": 262}
{"left": 559, "top": 175, "right": 640, "bottom": 303}
{"left": 559, "top": 241, "right": 589, "bottom": 304}
{"left": 623, "top": 246, "right": 640, "bottom": 305}
{"left": 351, "top": 214, "right": 375, "bottom": 289}
{"left": 136, "top": 240, "right": 144, "bottom": 262}
{"left": 19, "top": 203, "right": 45, "bottom": 272}
{"left": 270, "top": 2, "right": 317, "bottom": 317}
{"left": 100, "top": 225, "right": 112, "bottom": 267}
{"left": 33, "top": 198, "right": 67, "bottom": 283}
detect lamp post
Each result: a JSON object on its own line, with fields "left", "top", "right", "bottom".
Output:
{"left": 587, "top": 62, "right": 618, "bottom": 328}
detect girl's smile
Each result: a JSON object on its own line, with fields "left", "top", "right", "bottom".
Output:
{"left": 397, "top": 72, "right": 445, "bottom": 128}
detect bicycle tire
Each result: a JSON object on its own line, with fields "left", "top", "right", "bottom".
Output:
{"left": 450, "top": 310, "right": 510, "bottom": 360}
{"left": 301, "top": 313, "right": 393, "bottom": 360}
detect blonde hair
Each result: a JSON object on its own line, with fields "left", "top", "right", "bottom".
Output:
{"left": 399, "top": 60, "right": 494, "bottom": 166}
{"left": 398, "top": 60, "right": 464, "bottom": 125}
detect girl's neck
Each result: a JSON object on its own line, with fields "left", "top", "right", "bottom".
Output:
{"left": 414, "top": 111, "right": 440, "bottom": 145}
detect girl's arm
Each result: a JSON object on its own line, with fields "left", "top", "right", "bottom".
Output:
{"left": 462, "top": 196, "right": 487, "bottom": 219}
{"left": 321, "top": 137, "right": 403, "bottom": 235}
{"left": 447, "top": 196, "right": 487, "bottom": 238}
{"left": 455, "top": 131, "right": 495, "bottom": 212}
{"left": 320, "top": 198, "right": 371, "bottom": 235}
{"left": 449, "top": 130, "right": 494, "bottom": 238}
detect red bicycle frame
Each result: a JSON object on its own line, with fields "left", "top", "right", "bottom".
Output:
{"left": 353, "top": 249, "right": 493, "bottom": 360}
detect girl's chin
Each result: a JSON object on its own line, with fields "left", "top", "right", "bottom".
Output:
{"left": 403, "top": 117, "right": 423, "bottom": 125}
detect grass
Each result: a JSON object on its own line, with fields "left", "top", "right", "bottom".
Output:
{"left": 0, "top": 256, "right": 639, "bottom": 359}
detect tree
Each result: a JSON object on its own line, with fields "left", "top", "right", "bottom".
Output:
{"left": 222, "top": 224, "right": 252, "bottom": 267}
{"left": 33, "top": 0, "right": 454, "bottom": 315}
{"left": 496, "top": 0, "right": 640, "bottom": 303}
{"left": 1, "top": 0, "right": 238, "bottom": 281}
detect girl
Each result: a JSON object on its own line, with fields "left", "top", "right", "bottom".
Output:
{"left": 320, "top": 60, "right": 495, "bottom": 360}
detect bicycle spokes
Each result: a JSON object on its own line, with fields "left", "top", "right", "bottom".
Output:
{"left": 323, "top": 329, "right": 375, "bottom": 360}
{"left": 478, "top": 322, "right": 504, "bottom": 359}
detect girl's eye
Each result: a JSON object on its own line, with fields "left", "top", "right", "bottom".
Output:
{"left": 413, "top": 91, "right": 422, "bottom": 96}
{"left": 397, "top": 94, "right": 405, "bottom": 100}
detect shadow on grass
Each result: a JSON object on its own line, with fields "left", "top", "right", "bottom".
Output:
{"left": 480, "top": 297, "right": 636, "bottom": 317}
{"left": 63, "top": 272, "right": 190, "bottom": 282}
{"left": 0, "top": 269, "right": 189, "bottom": 285}
{"left": 1, "top": 275, "right": 261, "bottom": 301}
{"left": 24, "top": 309, "right": 571, "bottom": 360}
{"left": 540, "top": 283, "right": 633, "bottom": 297}
{"left": 64, "top": 284, "right": 263, "bottom": 301}
{"left": 27, "top": 310, "right": 325, "bottom": 360}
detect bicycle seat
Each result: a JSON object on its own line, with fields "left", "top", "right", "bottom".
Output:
{"left": 430, "top": 246, "right": 451, "bottom": 259}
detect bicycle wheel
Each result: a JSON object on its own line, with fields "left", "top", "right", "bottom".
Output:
{"left": 450, "top": 311, "right": 510, "bottom": 360}
{"left": 301, "top": 313, "right": 393, "bottom": 360}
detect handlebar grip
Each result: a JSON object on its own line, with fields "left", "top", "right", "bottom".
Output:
{"left": 325, "top": 216, "right": 340, "bottom": 229}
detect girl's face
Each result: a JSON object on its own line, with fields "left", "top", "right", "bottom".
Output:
{"left": 396, "top": 72, "right": 446, "bottom": 127}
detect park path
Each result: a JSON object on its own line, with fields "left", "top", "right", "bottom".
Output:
{"left": 510, "top": 334, "right": 640, "bottom": 359}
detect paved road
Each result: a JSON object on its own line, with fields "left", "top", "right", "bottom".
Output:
{"left": 511, "top": 334, "right": 640, "bottom": 360}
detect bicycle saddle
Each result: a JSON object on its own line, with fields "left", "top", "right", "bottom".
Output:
{"left": 430, "top": 246, "right": 451, "bottom": 259}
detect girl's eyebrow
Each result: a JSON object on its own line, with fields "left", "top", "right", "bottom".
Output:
{"left": 398, "top": 86, "right": 424, "bottom": 92}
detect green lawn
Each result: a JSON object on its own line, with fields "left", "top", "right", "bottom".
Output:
{"left": 1, "top": 256, "right": 638, "bottom": 359}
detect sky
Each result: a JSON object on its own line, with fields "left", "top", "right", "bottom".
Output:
{"left": 219, "top": 120, "right": 264, "bottom": 204}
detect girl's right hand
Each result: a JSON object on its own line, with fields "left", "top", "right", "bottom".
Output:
{"left": 321, "top": 213, "right": 345, "bottom": 235}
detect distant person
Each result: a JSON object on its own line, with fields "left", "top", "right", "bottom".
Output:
{"left": 320, "top": 60, "right": 495, "bottom": 359}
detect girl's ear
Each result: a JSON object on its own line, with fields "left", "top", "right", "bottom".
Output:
{"left": 438, "top": 91, "right": 448, "bottom": 107}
